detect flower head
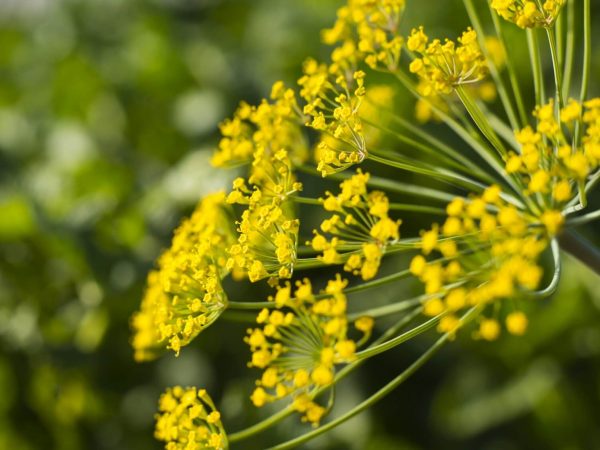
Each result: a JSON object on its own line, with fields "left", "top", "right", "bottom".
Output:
{"left": 408, "top": 27, "right": 488, "bottom": 95}
{"left": 246, "top": 276, "right": 373, "bottom": 425}
{"left": 155, "top": 386, "right": 227, "bottom": 450}
{"left": 491, "top": 0, "right": 566, "bottom": 29}
{"left": 311, "top": 170, "right": 401, "bottom": 280}
{"left": 131, "top": 193, "right": 235, "bottom": 360}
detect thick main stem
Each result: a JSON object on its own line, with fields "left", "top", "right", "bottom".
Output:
{"left": 558, "top": 230, "right": 600, "bottom": 276}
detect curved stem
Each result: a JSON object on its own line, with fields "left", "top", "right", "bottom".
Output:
{"left": 348, "top": 298, "right": 422, "bottom": 321}
{"left": 524, "top": 239, "right": 561, "bottom": 298}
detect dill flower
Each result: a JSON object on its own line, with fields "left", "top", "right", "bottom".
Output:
{"left": 299, "top": 59, "right": 367, "bottom": 176}
{"left": 221, "top": 83, "right": 306, "bottom": 282}
{"left": 407, "top": 27, "right": 488, "bottom": 95}
{"left": 155, "top": 386, "right": 227, "bottom": 450}
{"left": 322, "top": 0, "right": 405, "bottom": 71}
{"left": 311, "top": 170, "right": 401, "bottom": 280}
{"left": 246, "top": 276, "right": 373, "bottom": 425}
{"left": 491, "top": 0, "right": 567, "bottom": 29}
{"left": 131, "top": 193, "right": 236, "bottom": 359}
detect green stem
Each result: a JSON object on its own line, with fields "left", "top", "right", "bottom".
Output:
{"left": 463, "top": 0, "right": 519, "bottom": 130}
{"left": 545, "top": 27, "right": 565, "bottom": 109}
{"left": 348, "top": 298, "right": 422, "bottom": 321}
{"left": 229, "top": 306, "right": 422, "bottom": 444}
{"left": 527, "top": 28, "right": 545, "bottom": 107}
{"left": 297, "top": 165, "right": 457, "bottom": 203}
{"left": 558, "top": 230, "right": 600, "bottom": 276}
{"left": 265, "top": 306, "right": 482, "bottom": 450}
{"left": 384, "top": 111, "right": 495, "bottom": 183}
{"left": 575, "top": 0, "right": 591, "bottom": 146}
{"left": 227, "top": 301, "right": 273, "bottom": 310}
{"left": 561, "top": 0, "right": 575, "bottom": 100}
{"left": 355, "top": 312, "right": 440, "bottom": 359}
{"left": 393, "top": 70, "right": 511, "bottom": 188}
{"left": 566, "top": 209, "right": 600, "bottom": 227}
{"left": 455, "top": 86, "right": 508, "bottom": 159}
{"left": 368, "top": 152, "right": 487, "bottom": 192}
{"left": 524, "top": 239, "right": 561, "bottom": 299}
{"left": 490, "top": 9, "right": 528, "bottom": 125}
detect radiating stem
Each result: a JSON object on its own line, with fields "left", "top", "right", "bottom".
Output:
{"left": 463, "top": 0, "right": 519, "bottom": 130}
{"left": 574, "top": 0, "right": 591, "bottom": 146}
{"left": 566, "top": 209, "right": 600, "bottom": 227}
{"left": 489, "top": 8, "right": 528, "bottom": 125}
{"left": 562, "top": 0, "right": 575, "bottom": 100}
{"left": 527, "top": 29, "right": 545, "bottom": 107}
{"left": 455, "top": 86, "right": 508, "bottom": 158}
{"left": 265, "top": 306, "right": 483, "bottom": 450}
{"left": 545, "top": 27, "right": 565, "bottom": 109}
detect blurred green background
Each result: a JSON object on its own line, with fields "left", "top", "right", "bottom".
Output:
{"left": 1, "top": 1, "right": 599, "bottom": 449}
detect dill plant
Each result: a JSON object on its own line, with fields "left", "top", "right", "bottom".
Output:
{"left": 131, "top": 1, "right": 600, "bottom": 448}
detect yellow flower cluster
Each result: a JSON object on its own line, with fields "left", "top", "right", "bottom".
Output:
{"left": 311, "top": 170, "right": 401, "bottom": 280}
{"left": 414, "top": 37, "right": 505, "bottom": 123}
{"left": 491, "top": 0, "right": 566, "bottom": 29}
{"left": 131, "top": 193, "right": 236, "bottom": 360}
{"left": 222, "top": 83, "right": 306, "bottom": 283}
{"left": 155, "top": 386, "right": 227, "bottom": 450}
{"left": 506, "top": 99, "right": 600, "bottom": 211}
{"left": 410, "top": 185, "right": 551, "bottom": 340}
{"left": 212, "top": 82, "right": 306, "bottom": 168}
{"left": 322, "top": 0, "right": 405, "bottom": 71}
{"left": 299, "top": 59, "right": 367, "bottom": 176}
{"left": 408, "top": 27, "right": 488, "bottom": 95}
{"left": 246, "top": 276, "right": 373, "bottom": 425}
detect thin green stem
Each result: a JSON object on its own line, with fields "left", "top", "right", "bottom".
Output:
{"left": 455, "top": 86, "right": 508, "bottom": 159}
{"left": 228, "top": 301, "right": 273, "bottom": 310}
{"left": 229, "top": 305, "right": 423, "bottom": 444}
{"left": 566, "top": 209, "right": 600, "bottom": 227}
{"left": 545, "top": 27, "right": 565, "bottom": 109}
{"left": 463, "top": 0, "right": 519, "bottom": 130}
{"left": 368, "top": 152, "right": 487, "bottom": 192}
{"left": 524, "top": 239, "right": 561, "bottom": 299}
{"left": 348, "top": 298, "right": 423, "bottom": 321}
{"left": 490, "top": 9, "right": 528, "bottom": 125}
{"left": 383, "top": 111, "right": 495, "bottom": 183}
{"left": 393, "top": 70, "right": 511, "bottom": 188}
{"left": 355, "top": 312, "right": 441, "bottom": 359}
{"left": 562, "top": 0, "right": 575, "bottom": 100}
{"left": 575, "top": 0, "right": 591, "bottom": 146}
{"left": 265, "top": 306, "right": 483, "bottom": 450}
{"left": 297, "top": 165, "right": 457, "bottom": 203}
{"left": 527, "top": 29, "right": 545, "bottom": 107}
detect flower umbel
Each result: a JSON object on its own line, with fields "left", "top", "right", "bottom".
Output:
{"left": 155, "top": 386, "right": 227, "bottom": 450}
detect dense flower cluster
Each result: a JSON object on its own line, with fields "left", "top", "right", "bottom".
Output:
{"left": 322, "top": 0, "right": 406, "bottom": 71}
{"left": 223, "top": 83, "right": 307, "bottom": 282}
{"left": 311, "top": 170, "right": 401, "bottom": 280}
{"left": 408, "top": 27, "right": 488, "bottom": 95}
{"left": 155, "top": 387, "right": 227, "bottom": 450}
{"left": 131, "top": 193, "right": 235, "bottom": 360}
{"left": 410, "top": 185, "right": 547, "bottom": 339}
{"left": 491, "top": 0, "right": 567, "bottom": 29}
{"left": 246, "top": 276, "right": 373, "bottom": 425}
{"left": 506, "top": 99, "right": 600, "bottom": 203}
